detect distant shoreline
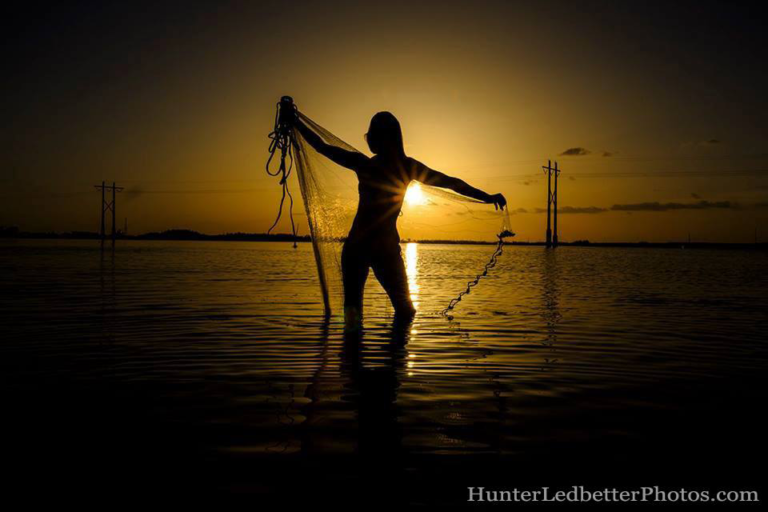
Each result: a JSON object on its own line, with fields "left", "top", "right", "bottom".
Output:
{"left": 1, "top": 228, "right": 765, "bottom": 250}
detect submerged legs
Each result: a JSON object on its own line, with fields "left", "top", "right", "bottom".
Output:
{"left": 341, "top": 240, "right": 415, "bottom": 329}
{"left": 371, "top": 244, "right": 416, "bottom": 320}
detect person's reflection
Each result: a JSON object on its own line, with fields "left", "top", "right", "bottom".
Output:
{"left": 99, "top": 246, "right": 117, "bottom": 346}
{"left": 301, "top": 317, "right": 411, "bottom": 475}
{"left": 340, "top": 318, "right": 410, "bottom": 464}
{"left": 541, "top": 250, "right": 561, "bottom": 359}
{"left": 297, "top": 317, "right": 412, "bottom": 503}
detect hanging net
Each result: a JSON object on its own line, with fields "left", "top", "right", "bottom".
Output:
{"left": 266, "top": 96, "right": 513, "bottom": 319}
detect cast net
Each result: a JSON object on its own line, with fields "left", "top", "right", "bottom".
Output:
{"left": 266, "top": 97, "right": 513, "bottom": 319}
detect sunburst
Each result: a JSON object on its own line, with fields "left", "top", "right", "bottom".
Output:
{"left": 404, "top": 181, "right": 426, "bottom": 206}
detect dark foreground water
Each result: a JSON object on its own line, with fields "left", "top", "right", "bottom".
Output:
{"left": 2, "top": 240, "right": 767, "bottom": 506}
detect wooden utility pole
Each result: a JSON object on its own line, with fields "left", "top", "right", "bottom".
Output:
{"left": 111, "top": 182, "right": 116, "bottom": 244}
{"left": 94, "top": 182, "right": 123, "bottom": 246}
{"left": 99, "top": 180, "right": 106, "bottom": 240}
{"left": 543, "top": 160, "right": 561, "bottom": 248}
{"left": 553, "top": 161, "right": 560, "bottom": 247}
{"left": 544, "top": 160, "right": 552, "bottom": 247}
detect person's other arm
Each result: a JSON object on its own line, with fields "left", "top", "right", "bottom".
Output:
{"left": 411, "top": 159, "right": 507, "bottom": 210}
{"left": 295, "top": 119, "right": 368, "bottom": 171}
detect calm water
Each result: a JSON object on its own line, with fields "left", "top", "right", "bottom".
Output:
{"left": 2, "top": 240, "right": 767, "bottom": 504}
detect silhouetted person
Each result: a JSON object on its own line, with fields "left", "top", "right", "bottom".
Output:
{"left": 294, "top": 109, "right": 506, "bottom": 327}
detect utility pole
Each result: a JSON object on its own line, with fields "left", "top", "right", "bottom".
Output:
{"left": 542, "top": 160, "right": 562, "bottom": 247}
{"left": 543, "top": 160, "right": 561, "bottom": 247}
{"left": 111, "top": 182, "right": 117, "bottom": 245}
{"left": 553, "top": 161, "right": 560, "bottom": 247}
{"left": 100, "top": 180, "right": 106, "bottom": 240}
{"left": 544, "top": 160, "right": 552, "bottom": 247}
{"left": 94, "top": 182, "right": 123, "bottom": 246}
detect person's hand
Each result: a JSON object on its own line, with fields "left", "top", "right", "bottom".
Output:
{"left": 278, "top": 97, "right": 298, "bottom": 128}
{"left": 490, "top": 193, "right": 507, "bottom": 211}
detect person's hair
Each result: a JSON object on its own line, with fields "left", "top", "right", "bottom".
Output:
{"left": 365, "top": 112, "right": 405, "bottom": 156}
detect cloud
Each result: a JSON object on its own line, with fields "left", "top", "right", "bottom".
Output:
{"left": 602, "top": 151, "right": 613, "bottom": 157}
{"left": 559, "top": 206, "right": 607, "bottom": 214}
{"left": 123, "top": 186, "right": 145, "bottom": 202}
{"left": 679, "top": 139, "right": 725, "bottom": 152}
{"left": 691, "top": 193, "right": 701, "bottom": 199}
{"left": 568, "top": 176, "right": 576, "bottom": 181}
{"left": 530, "top": 200, "right": 744, "bottom": 215}
{"left": 559, "top": 147, "right": 591, "bottom": 156}
{"left": 610, "top": 200, "right": 735, "bottom": 212}
{"left": 534, "top": 206, "right": 606, "bottom": 214}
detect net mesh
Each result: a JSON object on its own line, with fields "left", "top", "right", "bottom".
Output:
{"left": 268, "top": 101, "right": 513, "bottom": 319}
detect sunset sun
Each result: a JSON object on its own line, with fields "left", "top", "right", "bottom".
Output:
{"left": 404, "top": 181, "right": 426, "bottom": 206}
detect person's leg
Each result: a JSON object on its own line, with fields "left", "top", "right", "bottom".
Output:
{"left": 341, "top": 242, "right": 369, "bottom": 329}
{"left": 371, "top": 243, "right": 416, "bottom": 320}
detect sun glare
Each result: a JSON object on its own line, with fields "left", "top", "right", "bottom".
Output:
{"left": 404, "top": 181, "right": 426, "bottom": 206}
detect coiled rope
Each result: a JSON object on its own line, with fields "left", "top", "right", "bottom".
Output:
{"left": 266, "top": 97, "right": 299, "bottom": 248}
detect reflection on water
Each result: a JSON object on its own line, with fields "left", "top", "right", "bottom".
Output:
{"left": 541, "top": 249, "right": 560, "bottom": 349}
{"left": 2, "top": 240, "right": 767, "bottom": 500}
{"left": 405, "top": 242, "right": 419, "bottom": 308}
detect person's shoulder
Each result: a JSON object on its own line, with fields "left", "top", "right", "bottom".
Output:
{"left": 404, "top": 156, "right": 420, "bottom": 166}
{"left": 403, "top": 157, "right": 429, "bottom": 180}
{"left": 347, "top": 152, "right": 372, "bottom": 175}
{"left": 404, "top": 156, "right": 424, "bottom": 172}
{"left": 343, "top": 150, "right": 370, "bottom": 172}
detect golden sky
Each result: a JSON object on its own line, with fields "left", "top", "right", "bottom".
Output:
{"left": 2, "top": 1, "right": 767, "bottom": 242}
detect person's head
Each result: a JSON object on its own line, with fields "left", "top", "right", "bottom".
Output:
{"left": 365, "top": 112, "right": 405, "bottom": 156}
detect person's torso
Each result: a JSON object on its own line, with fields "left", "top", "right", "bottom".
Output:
{"left": 348, "top": 156, "right": 415, "bottom": 242}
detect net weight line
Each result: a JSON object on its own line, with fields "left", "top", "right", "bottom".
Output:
{"left": 440, "top": 228, "right": 514, "bottom": 318}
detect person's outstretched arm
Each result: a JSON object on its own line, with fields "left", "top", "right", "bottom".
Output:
{"left": 295, "top": 118, "right": 368, "bottom": 172}
{"left": 411, "top": 159, "right": 507, "bottom": 210}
